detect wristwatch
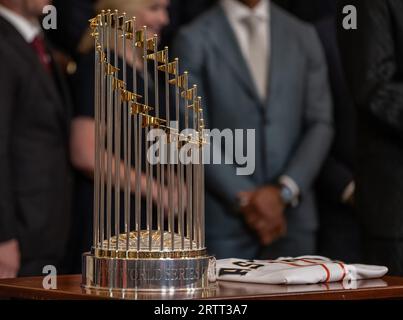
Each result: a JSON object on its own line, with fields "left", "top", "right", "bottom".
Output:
{"left": 279, "top": 184, "right": 295, "bottom": 207}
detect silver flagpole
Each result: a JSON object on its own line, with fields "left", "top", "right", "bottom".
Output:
{"left": 143, "top": 26, "right": 153, "bottom": 250}
{"left": 174, "top": 59, "right": 184, "bottom": 250}
{"left": 200, "top": 115, "right": 205, "bottom": 248}
{"left": 133, "top": 22, "right": 142, "bottom": 252}
{"left": 93, "top": 25, "right": 100, "bottom": 249}
{"left": 118, "top": 13, "right": 125, "bottom": 250}
{"left": 183, "top": 72, "right": 193, "bottom": 249}
{"left": 161, "top": 47, "right": 169, "bottom": 251}
{"left": 105, "top": 10, "right": 113, "bottom": 250}
{"left": 130, "top": 16, "right": 137, "bottom": 252}
{"left": 113, "top": 10, "right": 121, "bottom": 250}
{"left": 152, "top": 35, "right": 162, "bottom": 251}
{"left": 122, "top": 13, "right": 131, "bottom": 252}
{"left": 191, "top": 85, "right": 200, "bottom": 248}
{"left": 191, "top": 85, "right": 199, "bottom": 248}
{"left": 99, "top": 11, "right": 106, "bottom": 250}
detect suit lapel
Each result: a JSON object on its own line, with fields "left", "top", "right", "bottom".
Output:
{"left": 0, "top": 17, "right": 66, "bottom": 123}
{"left": 50, "top": 54, "right": 72, "bottom": 135}
{"left": 265, "top": 5, "right": 286, "bottom": 112}
{"left": 209, "top": 6, "right": 261, "bottom": 102}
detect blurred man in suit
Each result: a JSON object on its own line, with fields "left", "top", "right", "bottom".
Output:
{"left": 338, "top": 0, "right": 403, "bottom": 275}
{"left": 174, "top": 0, "right": 333, "bottom": 259}
{"left": 315, "top": 16, "right": 361, "bottom": 263}
{"left": 0, "top": 0, "right": 72, "bottom": 278}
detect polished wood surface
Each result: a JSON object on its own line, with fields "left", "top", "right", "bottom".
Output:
{"left": 1, "top": 275, "right": 403, "bottom": 300}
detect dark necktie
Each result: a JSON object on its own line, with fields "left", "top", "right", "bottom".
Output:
{"left": 30, "top": 36, "right": 52, "bottom": 73}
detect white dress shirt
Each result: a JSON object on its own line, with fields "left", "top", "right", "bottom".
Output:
{"left": 221, "top": 0, "right": 270, "bottom": 99}
{"left": 0, "top": 4, "right": 41, "bottom": 43}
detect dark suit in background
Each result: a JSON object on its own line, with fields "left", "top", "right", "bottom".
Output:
{"left": 161, "top": 0, "right": 217, "bottom": 47}
{"left": 274, "top": 0, "right": 336, "bottom": 22}
{"left": 0, "top": 17, "right": 72, "bottom": 276}
{"left": 338, "top": 0, "right": 403, "bottom": 275}
{"left": 46, "top": 0, "right": 95, "bottom": 57}
{"left": 315, "top": 17, "right": 361, "bottom": 263}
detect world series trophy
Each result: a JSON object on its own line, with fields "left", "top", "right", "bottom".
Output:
{"left": 82, "top": 10, "right": 216, "bottom": 294}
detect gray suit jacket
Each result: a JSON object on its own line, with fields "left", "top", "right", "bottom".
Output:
{"left": 173, "top": 3, "right": 333, "bottom": 258}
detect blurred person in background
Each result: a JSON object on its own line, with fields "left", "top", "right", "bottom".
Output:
{"left": 44, "top": 0, "right": 96, "bottom": 79}
{"left": 315, "top": 14, "right": 361, "bottom": 263}
{"left": 174, "top": 0, "right": 333, "bottom": 259}
{"left": 47, "top": 0, "right": 96, "bottom": 58}
{"left": 0, "top": 0, "right": 72, "bottom": 278}
{"left": 160, "top": 0, "right": 216, "bottom": 47}
{"left": 273, "top": 0, "right": 335, "bottom": 23}
{"left": 276, "top": 0, "right": 362, "bottom": 263}
{"left": 338, "top": 0, "right": 403, "bottom": 274}
{"left": 67, "top": 0, "right": 174, "bottom": 273}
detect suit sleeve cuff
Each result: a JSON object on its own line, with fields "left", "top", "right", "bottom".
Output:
{"left": 279, "top": 175, "right": 300, "bottom": 197}
{"left": 341, "top": 181, "right": 355, "bottom": 204}
{"left": 279, "top": 175, "right": 300, "bottom": 207}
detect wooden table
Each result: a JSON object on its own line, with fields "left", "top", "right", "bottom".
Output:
{"left": 1, "top": 275, "right": 403, "bottom": 300}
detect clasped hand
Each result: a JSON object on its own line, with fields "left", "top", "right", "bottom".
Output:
{"left": 238, "top": 185, "right": 287, "bottom": 246}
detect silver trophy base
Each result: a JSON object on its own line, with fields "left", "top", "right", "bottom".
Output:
{"left": 82, "top": 251, "right": 217, "bottom": 293}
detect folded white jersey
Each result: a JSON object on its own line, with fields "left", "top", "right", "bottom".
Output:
{"left": 216, "top": 256, "right": 388, "bottom": 285}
